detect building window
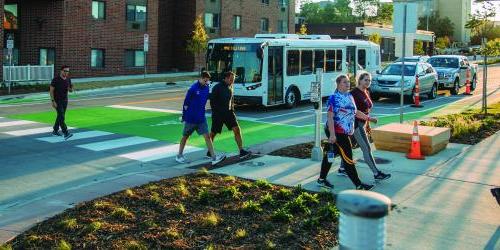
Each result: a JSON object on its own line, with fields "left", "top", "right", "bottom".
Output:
{"left": 233, "top": 15, "right": 241, "bottom": 31}
{"left": 39, "top": 48, "right": 55, "bottom": 66}
{"left": 261, "top": 0, "right": 269, "bottom": 5}
{"left": 204, "top": 13, "right": 220, "bottom": 28}
{"left": 91, "top": 49, "right": 104, "bottom": 68}
{"left": 126, "top": 3, "right": 147, "bottom": 30}
{"left": 125, "top": 50, "right": 144, "bottom": 67}
{"left": 260, "top": 18, "right": 269, "bottom": 32}
{"left": 92, "top": 1, "right": 105, "bottom": 19}
{"left": 277, "top": 20, "right": 287, "bottom": 33}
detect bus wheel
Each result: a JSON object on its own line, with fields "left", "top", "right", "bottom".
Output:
{"left": 285, "top": 88, "right": 299, "bottom": 108}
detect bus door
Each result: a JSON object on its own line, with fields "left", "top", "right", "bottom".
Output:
{"left": 267, "top": 46, "right": 284, "bottom": 105}
{"left": 346, "top": 46, "right": 357, "bottom": 78}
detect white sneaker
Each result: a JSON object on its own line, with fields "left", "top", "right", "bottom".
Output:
{"left": 211, "top": 154, "right": 226, "bottom": 166}
{"left": 175, "top": 155, "right": 187, "bottom": 164}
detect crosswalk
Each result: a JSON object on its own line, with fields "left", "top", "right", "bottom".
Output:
{"left": 0, "top": 117, "right": 204, "bottom": 164}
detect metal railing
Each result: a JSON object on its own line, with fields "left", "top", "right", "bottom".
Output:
{"left": 3, "top": 65, "right": 54, "bottom": 83}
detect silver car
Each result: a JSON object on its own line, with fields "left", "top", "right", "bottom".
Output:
{"left": 370, "top": 62, "right": 438, "bottom": 104}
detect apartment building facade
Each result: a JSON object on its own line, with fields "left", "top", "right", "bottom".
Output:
{"left": 1, "top": 0, "right": 294, "bottom": 79}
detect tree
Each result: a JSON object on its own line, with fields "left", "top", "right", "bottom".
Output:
{"left": 466, "top": 1, "right": 497, "bottom": 45}
{"left": 368, "top": 33, "right": 381, "bottom": 45}
{"left": 299, "top": 0, "right": 357, "bottom": 24}
{"left": 186, "top": 15, "right": 209, "bottom": 56}
{"left": 418, "top": 11, "right": 454, "bottom": 38}
{"left": 299, "top": 1, "right": 324, "bottom": 24}
{"left": 435, "top": 36, "right": 450, "bottom": 50}
{"left": 352, "top": 0, "right": 379, "bottom": 22}
{"left": 482, "top": 38, "right": 500, "bottom": 56}
{"left": 368, "top": 3, "right": 393, "bottom": 24}
{"left": 298, "top": 23, "right": 308, "bottom": 35}
{"left": 414, "top": 40, "right": 425, "bottom": 55}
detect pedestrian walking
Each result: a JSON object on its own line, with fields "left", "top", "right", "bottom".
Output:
{"left": 317, "top": 74, "right": 376, "bottom": 190}
{"left": 176, "top": 71, "right": 226, "bottom": 166}
{"left": 209, "top": 71, "right": 251, "bottom": 159}
{"left": 337, "top": 72, "right": 391, "bottom": 181}
{"left": 49, "top": 65, "right": 73, "bottom": 140}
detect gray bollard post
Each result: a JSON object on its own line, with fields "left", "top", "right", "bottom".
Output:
{"left": 336, "top": 190, "right": 392, "bottom": 250}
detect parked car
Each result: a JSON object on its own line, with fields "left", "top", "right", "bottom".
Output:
{"left": 394, "top": 55, "right": 430, "bottom": 63}
{"left": 427, "top": 55, "right": 478, "bottom": 95}
{"left": 370, "top": 61, "right": 438, "bottom": 104}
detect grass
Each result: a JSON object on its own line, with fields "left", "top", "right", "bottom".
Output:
{"left": 7, "top": 174, "right": 338, "bottom": 249}
{"left": 0, "top": 74, "right": 197, "bottom": 97}
{"left": 420, "top": 102, "right": 500, "bottom": 144}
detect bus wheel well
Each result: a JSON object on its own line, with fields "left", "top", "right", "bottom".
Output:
{"left": 285, "top": 86, "right": 300, "bottom": 108}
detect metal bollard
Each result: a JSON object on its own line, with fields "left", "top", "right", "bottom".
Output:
{"left": 337, "top": 190, "right": 392, "bottom": 250}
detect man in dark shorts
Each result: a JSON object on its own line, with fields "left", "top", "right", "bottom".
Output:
{"left": 176, "top": 71, "right": 226, "bottom": 166}
{"left": 209, "top": 71, "right": 251, "bottom": 159}
{"left": 49, "top": 65, "right": 73, "bottom": 140}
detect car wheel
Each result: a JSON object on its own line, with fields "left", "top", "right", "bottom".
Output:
{"left": 285, "top": 88, "right": 299, "bottom": 109}
{"left": 450, "top": 78, "right": 460, "bottom": 95}
{"left": 471, "top": 75, "right": 477, "bottom": 91}
{"left": 428, "top": 83, "right": 438, "bottom": 99}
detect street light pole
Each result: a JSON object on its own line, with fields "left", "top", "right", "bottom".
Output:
{"left": 400, "top": 4, "right": 407, "bottom": 123}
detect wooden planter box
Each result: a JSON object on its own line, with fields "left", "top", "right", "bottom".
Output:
{"left": 371, "top": 123, "right": 451, "bottom": 155}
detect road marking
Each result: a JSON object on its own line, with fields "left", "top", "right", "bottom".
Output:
{"left": 108, "top": 105, "right": 182, "bottom": 114}
{"left": 3, "top": 126, "right": 73, "bottom": 136}
{"left": 119, "top": 144, "right": 202, "bottom": 162}
{"left": 37, "top": 131, "right": 113, "bottom": 143}
{"left": 77, "top": 136, "right": 156, "bottom": 151}
{"left": 118, "top": 96, "right": 184, "bottom": 105}
{"left": 0, "top": 120, "right": 37, "bottom": 128}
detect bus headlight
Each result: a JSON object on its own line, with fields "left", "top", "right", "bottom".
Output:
{"left": 246, "top": 83, "right": 262, "bottom": 90}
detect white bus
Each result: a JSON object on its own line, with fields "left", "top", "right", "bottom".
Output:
{"left": 206, "top": 34, "right": 381, "bottom": 108}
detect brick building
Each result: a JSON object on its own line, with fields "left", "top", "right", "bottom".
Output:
{"left": 0, "top": 0, "right": 294, "bottom": 79}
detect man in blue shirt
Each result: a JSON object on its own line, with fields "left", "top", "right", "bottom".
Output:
{"left": 176, "top": 71, "right": 226, "bottom": 165}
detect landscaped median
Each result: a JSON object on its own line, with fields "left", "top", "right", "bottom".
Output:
{"left": 2, "top": 171, "right": 339, "bottom": 249}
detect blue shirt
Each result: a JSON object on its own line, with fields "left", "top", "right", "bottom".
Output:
{"left": 182, "top": 81, "right": 209, "bottom": 124}
{"left": 326, "top": 90, "right": 357, "bottom": 135}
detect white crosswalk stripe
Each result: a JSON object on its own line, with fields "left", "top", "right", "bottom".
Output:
{"left": 77, "top": 136, "right": 156, "bottom": 151}
{"left": 0, "top": 120, "right": 37, "bottom": 128}
{"left": 3, "top": 126, "right": 74, "bottom": 136}
{"left": 37, "top": 131, "right": 114, "bottom": 143}
{"left": 119, "top": 144, "right": 202, "bottom": 162}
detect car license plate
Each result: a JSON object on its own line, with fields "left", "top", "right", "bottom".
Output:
{"left": 389, "top": 87, "right": 400, "bottom": 91}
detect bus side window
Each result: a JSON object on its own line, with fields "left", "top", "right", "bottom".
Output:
{"left": 325, "top": 50, "right": 335, "bottom": 73}
{"left": 358, "top": 49, "right": 366, "bottom": 69}
{"left": 287, "top": 50, "right": 299, "bottom": 76}
{"left": 336, "top": 50, "right": 343, "bottom": 71}
{"left": 301, "top": 50, "right": 313, "bottom": 75}
{"left": 314, "top": 50, "right": 325, "bottom": 72}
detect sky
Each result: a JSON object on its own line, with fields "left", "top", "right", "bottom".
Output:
{"left": 296, "top": 0, "right": 500, "bottom": 21}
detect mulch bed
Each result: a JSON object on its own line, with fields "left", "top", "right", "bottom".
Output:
{"left": 6, "top": 172, "right": 339, "bottom": 249}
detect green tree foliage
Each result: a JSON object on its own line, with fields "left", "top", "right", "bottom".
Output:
{"left": 418, "top": 11, "right": 454, "bottom": 38}
{"left": 414, "top": 40, "right": 425, "bottom": 55}
{"left": 368, "top": 33, "right": 381, "bottom": 45}
{"left": 352, "top": 0, "right": 379, "bottom": 22}
{"left": 186, "top": 15, "right": 209, "bottom": 55}
{"left": 299, "top": 0, "right": 357, "bottom": 24}
{"left": 299, "top": 2, "right": 324, "bottom": 24}
{"left": 367, "top": 3, "right": 393, "bottom": 24}
{"left": 466, "top": 1, "right": 497, "bottom": 46}
{"left": 482, "top": 38, "right": 500, "bottom": 56}
{"left": 435, "top": 36, "right": 451, "bottom": 49}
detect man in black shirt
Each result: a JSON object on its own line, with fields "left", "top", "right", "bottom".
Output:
{"left": 209, "top": 71, "right": 250, "bottom": 159}
{"left": 49, "top": 65, "right": 73, "bottom": 139}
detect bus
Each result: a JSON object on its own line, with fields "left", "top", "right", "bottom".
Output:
{"left": 205, "top": 34, "right": 381, "bottom": 108}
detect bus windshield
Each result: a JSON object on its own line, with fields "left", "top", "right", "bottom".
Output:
{"left": 206, "top": 43, "right": 263, "bottom": 83}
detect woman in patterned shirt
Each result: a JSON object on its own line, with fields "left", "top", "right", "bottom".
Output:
{"left": 317, "top": 74, "right": 377, "bottom": 190}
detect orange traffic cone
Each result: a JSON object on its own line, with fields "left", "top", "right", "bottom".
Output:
{"left": 464, "top": 68, "right": 473, "bottom": 95}
{"left": 406, "top": 121, "right": 425, "bottom": 160}
{"left": 411, "top": 75, "right": 423, "bottom": 108}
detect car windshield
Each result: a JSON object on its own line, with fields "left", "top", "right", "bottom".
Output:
{"left": 380, "top": 64, "right": 416, "bottom": 76}
{"left": 206, "top": 43, "right": 263, "bottom": 83}
{"left": 396, "top": 57, "right": 419, "bottom": 62}
{"left": 428, "top": 57, "right": 459, "bottom": 68}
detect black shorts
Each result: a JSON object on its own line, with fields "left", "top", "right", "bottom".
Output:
{"left": 211, "top": 112, "right": 239, "bottom": 134}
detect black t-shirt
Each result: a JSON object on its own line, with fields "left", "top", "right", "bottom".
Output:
{"left": 51, "top": 76, "right": 72, "bottom": 101}
{"left": 209, "top": 82, "right": 234, "bottom": 115}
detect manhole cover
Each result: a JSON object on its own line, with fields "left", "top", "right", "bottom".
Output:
{"left": 357, "top": 157, "right": 392, "bottom": 164}
{"left": 239, "top": 161, "right": 266, "bottom": 167}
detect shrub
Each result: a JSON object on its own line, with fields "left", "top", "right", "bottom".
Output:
{"left": 293, "top": 184, "right": 305, "bottom": 194}
{"left": 297, "top": 192, "right": 320, "bottom": 206}
{"left": 0, "top": 244, "right": 13, "bottom": 250}
{"left": 239, "top": 181, "right": 252, "bottom": 191}
{"left": 55, "top": 240, "right": 72, "bottom": 250}
{"left": 146, "top": 184, "right": 159, "bottom": 191}
{"left": 124, "top": 189, "right": 135, "bottom": 197}
{"left": 242, "top": 200, "right": 263, "bottom": 214}
{"left": 221, "top": 186, "right": 241, "bottom": 199}
{"left": 271, "top": 208, "right": 293, "bottom": 222}
{"left": 85, "top": 221, "right": 102, "bottom": 233}
{"left": 197, "top": 167, "right": 210, "bottom": 176}
{"left": 260, "top": 192, "right": 275, "bottom": 206}
{"left": 284, "top": 196, "right": 311, "bottom": 215}
{"left": 175, "top": 203, "right": 186, "bottom": 214}
{"left": 58, "top": 218, "right": 77, "bottom": 231}
{"left": 175, "top": 183, "right": 190, "bottom": 197}
{"left": 201, "top": 212, "right": 220, "bottom": 227}
{"left": 124, "top": 240, "right": 147, "bottom": 250}
{"left": 319, "top": 202, "right": 340, "bottom": 221}
{"left": 277, "top": 188, "right": 293, "bottom": 199}
{"left": 302, "top": 217, "right": 321, "bottom": 230}
{"left": 254, "top": 179, "right": 272, "bottom": 189}
{"left": 164, "top": 228, "right": 181, "bottom": 239}
{"left": 234, "top": 228, "right": 247, "bottom": 239}
{"left": 111, "top": 207, "right": 134, "bottom": 220}
{"left": 199, "top": 179, "right": 212, "bottom": 187}
{"left": 223, "top": 175, "right": 236, "bottom": 182}
{"left": 149, "top": 192, "right": 162, "bottom": 205}
{"left": 197, "top": 188, "right": 213, "bottom": 204}
{"left": 93, "top": 201, "right": 113, "bottom": 210}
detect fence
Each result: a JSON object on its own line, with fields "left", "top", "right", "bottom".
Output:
{"left": 3, "top": 65, "right": 54, "bottom": 84}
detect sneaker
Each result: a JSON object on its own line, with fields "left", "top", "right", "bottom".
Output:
{"left": 374, "top": 172, "right": 392, "bottom": 181}
{"left": 205, "top": 151, "right": 211, "bottom": 159}
{"left": 337, "top": 168, "right": 347, "bottom": 177}
{"left": 317, "top": 178, "right": 334, "bottom": 189}
{"left": 175, "top": 155, "right": 187, "bottom": 164}
{"left": 52, "top": 130, "right": 62, "bottom": 136}
{"left": 239, "top": 149, "right": 251, "bottom": 159}
{"left": 356, "top": 183, "right": 374, "bottom": 191}
{"left": 63, "top": 132, "right": 73, "bottom": 140}
{"left": 211, "top": 154, "right": 227, "bottom": 166}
